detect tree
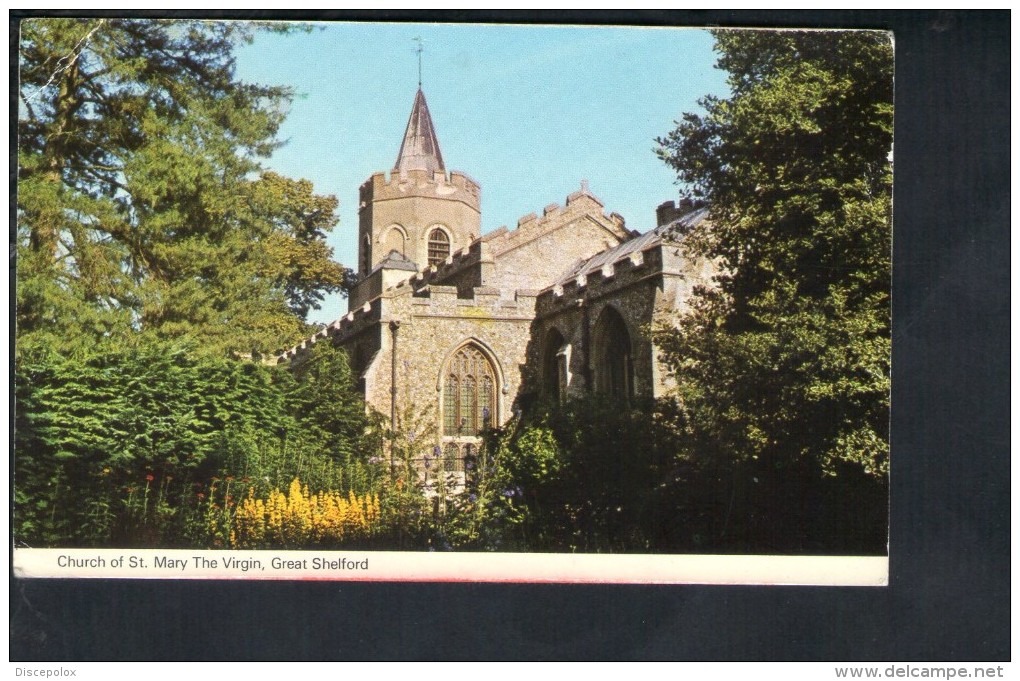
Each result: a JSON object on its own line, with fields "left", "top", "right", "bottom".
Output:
{"left": 654, "top": 31, "right": 891, "bottom": 549}
{"left": 288, "top": 342, "right": 375, "bottom": 463}
{"left": 14, "top": 336, "right": 385, "bottom": 547}
{"left": 17, "top": 19, "right": 347, "bottom": 356}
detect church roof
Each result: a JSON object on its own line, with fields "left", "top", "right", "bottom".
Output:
{"left": 394, "top": 88, "right": 445, "bottom": 175}
{"left": 371, "top": 249, "right": 418, "bottom": 274}
{"left": 553, "top": 206, "right": 710, "bottom": 285}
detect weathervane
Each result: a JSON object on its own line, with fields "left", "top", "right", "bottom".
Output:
{"left": 412, "top": 36, "right": 424, "bottom": 88}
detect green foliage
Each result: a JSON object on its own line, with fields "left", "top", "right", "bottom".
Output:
{"left": 435, "top": 419, "right": 562, "bottom": 551}
{"left": 15, "top": 18, "right": 368, "bottom": 549}
{"left": 655, "top": 30, "right": 892, "bottom": 480}
{"left": 422, "top": 399, "right": 683, "bottom": 553}
{"left": 17, "top": 19, "right": 346, "bottom": 357}
{"left": 374, "top": 407, "right": 438, "bottom": 550}
{"left": 289, "top": 342, "right": 375, "bottom": 465}
{"left": 14, "top": 338, "right": 381, "bottom": 547}
{"left": 533, "top": 399, "right": 684, "bottom": 552}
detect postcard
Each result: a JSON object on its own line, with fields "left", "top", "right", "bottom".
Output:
{"left": 13, "top": 20, "right": 891, "bottom": 585}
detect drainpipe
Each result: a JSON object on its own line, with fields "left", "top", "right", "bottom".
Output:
{"left": 389, "top": 320, "right": 401, "bottom": 468}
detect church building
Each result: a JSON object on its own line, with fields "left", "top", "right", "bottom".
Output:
{"left": 276, "top": 88, "right": 716, "bottom": 469}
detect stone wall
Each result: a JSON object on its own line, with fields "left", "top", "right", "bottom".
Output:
{"left": 357, "top": 285, "right": 537, "bottom": 433}
{"left": 530, "top": 240, "right": 717, "bottom": 400}
{"left": 357, "top": 169, "right": 481, "bottom": 276}
{"left": 485, "top": 190, "right": 631, "bottom": 294}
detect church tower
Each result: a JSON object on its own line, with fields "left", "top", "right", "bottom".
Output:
{"left": 356, "top": 88, "right": 481, "bottom": 281}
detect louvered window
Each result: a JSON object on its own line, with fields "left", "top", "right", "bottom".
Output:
{"left": 427, "top": 229, "right": 450, "bottom": 267}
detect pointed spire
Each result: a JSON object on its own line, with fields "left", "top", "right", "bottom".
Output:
{"left": 394, "top": 88, "right": 445, "bottom": 175}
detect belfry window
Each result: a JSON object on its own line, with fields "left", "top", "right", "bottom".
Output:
{"left": 427, "top": 229, "right": 450, "bottom": 267}
{"left": 442, "top": 344, "right": 496, "bottom": 437}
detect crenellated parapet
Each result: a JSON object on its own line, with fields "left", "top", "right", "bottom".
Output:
{"left": 275, "top": 296, "right": 384, "bottom": 365}
{"left": 357, "top": 167, "right": 483, "bottom": 279}
{"left": 485, "top": 185, "right": 629, "bottom": 258}
{"left": 536, "top": 246, "right": 662, "bottom": 317}
{"left": 359, "top": 169, "right": 480, "bottom": 212}
{"left": 407, "top": 283, "right": 537, "bottom": 319}
{"left": 534, "top": 205, "right": 715, "bottom": 321}
{"left": 278, "top": 277, "right": 539, "bottom": 366}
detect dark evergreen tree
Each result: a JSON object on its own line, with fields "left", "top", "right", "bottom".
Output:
{"left": 654, "top": 30, "right": 892, "bottom": 552}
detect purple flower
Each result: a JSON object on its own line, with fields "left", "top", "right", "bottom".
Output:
{"left": 423, "top": 455, "right": 431, "bottom": 469}
{"left": 468, "top": 494, "right": 478, "bottom": 503}
{"left": 502, "top": 488, "right": 514, "bottom": 498}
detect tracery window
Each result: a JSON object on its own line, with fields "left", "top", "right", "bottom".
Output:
{"left": 427, "top": 228, "right": 450, "bottom": 267}
{"left": 442, "top": 344, "right": 496, "bottom": 437}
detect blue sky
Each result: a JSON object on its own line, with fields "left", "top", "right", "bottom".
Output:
{"left": 233, "top": 22, "right": 730, "bottom": 324}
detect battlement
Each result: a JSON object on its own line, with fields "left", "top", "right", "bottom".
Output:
{"left": 275, "top": 297, "right": 383, "bottom": 364}
{"left": 538, "top": 244, "right": 665, "bottom": 314}
{"left": 408, "top": 283, "right": 537, "bottom": 314}
{"left": 359, "top": 169, "right": 481, "bottom": 210}
{"left": 394, "top": 237, "right": 493, "bottom": 292}
{"left": 656, "top": 198, "right": 706, "bottom": 228}
{"left": 276, "top": 277, "right": 539, "bottom": 365}
{"left": 486, "top": 183, "right": 627, "bottom": 257}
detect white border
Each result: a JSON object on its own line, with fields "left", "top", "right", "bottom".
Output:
{"left": 13, "top": 548, "right": 888, "bottom": 585}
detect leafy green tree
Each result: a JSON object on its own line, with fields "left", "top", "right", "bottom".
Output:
{"left": 17, "top": 18, "right": 346, "bottom": 356}
{"left": 654, "top": 31, "right": 891, "bottom": 551}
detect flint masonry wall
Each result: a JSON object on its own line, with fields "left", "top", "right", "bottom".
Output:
{"left": 530, "top": 240, "right": 716, "bottom": 400}
{"left": 358, "top": 284, "right": 537, "bottom": 430}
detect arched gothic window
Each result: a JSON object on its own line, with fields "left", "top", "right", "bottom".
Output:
{"left": 442, "top": 344, "right": 496, "bottom": 437}
{"left": 542, "top": 328, "right": 567, "bottom": 401}
{"left": 427, "top": 228, "right": 450, "bottom": 267}
{"left": 592, "top": 306, "right": 633, "bottom": 401}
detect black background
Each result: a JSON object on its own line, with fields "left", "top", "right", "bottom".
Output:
{"left": 9, "top": 10, "right": 1010, "bottom": 661}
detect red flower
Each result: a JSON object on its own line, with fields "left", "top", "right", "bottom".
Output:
{"left": 145, "top": 474, "right": 154, "bottom": 482}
